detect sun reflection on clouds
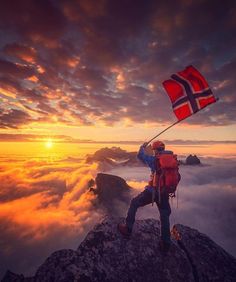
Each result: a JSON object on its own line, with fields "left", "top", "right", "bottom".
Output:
{"left": 0, "top": 156, "right": 100, "bottom": 243}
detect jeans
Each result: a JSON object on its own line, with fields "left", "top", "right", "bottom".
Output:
{"left": 126, "top": 187, "right": 171, "bottom": 243}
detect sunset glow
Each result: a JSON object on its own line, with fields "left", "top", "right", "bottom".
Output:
{"left": 45, "top": 139, "right": 53, "bottom": 149}
{"left": 0, "top": 0, "right": 235, "bottom": 279}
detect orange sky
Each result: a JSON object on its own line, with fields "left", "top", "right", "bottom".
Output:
{"left": 0, "top": 1, "right": 235, "bottom": 144}
{"left": 0, "top": 1, "right": 236, "bottom": 279}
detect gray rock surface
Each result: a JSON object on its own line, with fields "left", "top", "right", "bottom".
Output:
{"left": 172, "top": 224, "right": 236, "bottom": 282}
{"left": 96, "top": 173, "right": 131, "bottom": 202}
{"left": 3, "top": 217, "right": 236, "bottom": 282}
{"left": 35, "top": 217, "right": 194, "bottom": 282}
{"left": 90, "top": 173, "right": 132, "bottom": 215}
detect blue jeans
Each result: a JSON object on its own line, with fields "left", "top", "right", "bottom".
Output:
{"left": 126, "top": 187, "right": 171, "bottom": 243}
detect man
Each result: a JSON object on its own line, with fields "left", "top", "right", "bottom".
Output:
{"left": 118, "top": 140, "right": 172, "bottom": 252}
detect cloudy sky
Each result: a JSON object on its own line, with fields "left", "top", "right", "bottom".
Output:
{"left": 0, "top": 2, "right": 236, "bottom": 279}
{"left": 0, "top": 0, "right": 236, "bottom": 142}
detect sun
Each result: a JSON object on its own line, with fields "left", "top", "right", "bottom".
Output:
{"left": 45, "top": 139, "right": 53, "bottom": 149}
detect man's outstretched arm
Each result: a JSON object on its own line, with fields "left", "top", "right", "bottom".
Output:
{"left": 137, "top": 143, "right": 155, "bottom": 170}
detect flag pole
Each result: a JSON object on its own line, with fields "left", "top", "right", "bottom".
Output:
{"left": 146, "top": 120, "right": 181, "bottom": 145}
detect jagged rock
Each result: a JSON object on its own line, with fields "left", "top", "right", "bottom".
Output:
{"left": 34, "top": 250, "right": 80, "bottom": 282}
{"left": 34, "top": 217, "right": 194, "bottom": 282}
{"left": 7, "top": 216, "right": 236, "bottom": 282}
{"left": 93, "top": 173, "right": 131, "bottom": 215}
{"left": 186, "top": 154, "right": 201, "bottom": 165}
{"left": 86, "top": 147, "right": 140, "bottom": 170}
{"left": 172, "top": 224, "right": 236, "bottom": 282}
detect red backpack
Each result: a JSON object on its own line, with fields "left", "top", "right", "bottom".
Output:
{"left": 153, "top": 152, "right": 181, "bottom": 196}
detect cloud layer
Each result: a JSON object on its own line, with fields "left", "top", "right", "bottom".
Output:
{"left": 0, "top": 0, "right": 235, "bottom": 129}
{"left": 0, "top": 157, "right": 101, "bottom": 278}
{"left": 110, "top": 158, "right": 236, "bottom": 257}
{"left": 0, "top": 149, "right": 236, "bottom": 279}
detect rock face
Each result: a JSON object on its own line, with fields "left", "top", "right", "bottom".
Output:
{"left": 172, "top": 224, "right": 236, "bottom": 282}
{"left": 3, "top": 217, "right": 236, "bottom": 282}
{"left": 91, "top": 173, "right": 132, "bottom": 215}
{"left": 186, "top": 154, "right": 201, "bottom": 165}
{"left": 95, "top": 173, "right": 131, "bottom": 202}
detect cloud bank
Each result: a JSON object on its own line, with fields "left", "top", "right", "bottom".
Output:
{"left": 109, "top": 158, "right": 236, "bottom": 257}
{"left": 0, "top": 157, "right": 102, "bottom": 278}
{"left": 0, "top": 150, "right": 236, "bottom": 279}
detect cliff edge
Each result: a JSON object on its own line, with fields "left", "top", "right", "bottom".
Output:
{"left": 3, "top": 216, "right": 236, "bottom": 282}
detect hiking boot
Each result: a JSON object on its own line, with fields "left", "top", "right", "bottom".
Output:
{"left": 117, "top": 223, "right": 131, "bottom": 238}
{"left": 159, "top": 240, "right": 170, "bottom": 254}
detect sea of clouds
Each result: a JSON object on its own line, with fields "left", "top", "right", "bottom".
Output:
{"left": 0, "top": 155, "right": 236, "bottom": 278}
{"left": 109, "top": 157, "right": 236, "bottom": 257}
{"left": 0, "top": 156, "right": 101, "bottom": 278}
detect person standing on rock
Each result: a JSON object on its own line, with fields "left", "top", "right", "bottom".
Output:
{"left": 118, "top": 141, "right": 180, "bottom": 252}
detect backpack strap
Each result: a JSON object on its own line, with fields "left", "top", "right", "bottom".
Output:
{"left": 152, "top": 154, "right": 163, "bottom": 206}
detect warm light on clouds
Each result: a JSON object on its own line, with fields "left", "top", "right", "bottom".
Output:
{"left": 67, "top": 57, "right": 80, "bottom": 68}
{"left": 0, "top": 1, "right": 235, "bottom": 280}
{"left": 28, "top": 75, "right": 39, "bottom": 83}
{"left": 4, "top": 43, "right": 37, "bottom": 63}
{"left": 0, "top": 86, "right": 17, "bottom": 98}
{"left": 36, "top": 65, "right": 45, "bottom": 74}
{"left": 0, "top": 141, "right": 235, "bottom": 278}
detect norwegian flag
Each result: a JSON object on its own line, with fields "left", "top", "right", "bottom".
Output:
{"left": 162, "top": 65, "right": 217, "bottom": 121}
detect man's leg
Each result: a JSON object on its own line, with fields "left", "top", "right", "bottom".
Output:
{"left": 125, "top": 188, "right": 152, "bottom": 232}
{"left": 156, "top": 192, "right": 171, "bottom": 244}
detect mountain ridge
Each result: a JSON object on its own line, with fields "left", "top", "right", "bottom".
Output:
{"left": 3, "top": 216, "right": 236, "bottom": 282}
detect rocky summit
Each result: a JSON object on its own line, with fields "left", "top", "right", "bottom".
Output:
{"left": 185, "top": 154, "right": 201, "bottom": 165}
{"left": 3, "top": 216, "right": 236, "bottom": 282}
{"left": 93, "top": 173, "right": 132, "bottom": 215}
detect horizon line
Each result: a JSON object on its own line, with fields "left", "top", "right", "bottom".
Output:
{"left": 0, "top": 134, "right": 236, "bottom": 145}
